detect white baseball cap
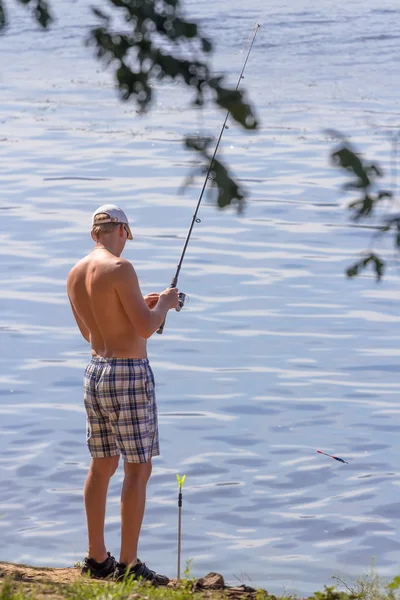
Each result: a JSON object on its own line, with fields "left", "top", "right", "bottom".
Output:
{"left": 91, "top": 204, "right": 133, "bottom": 240}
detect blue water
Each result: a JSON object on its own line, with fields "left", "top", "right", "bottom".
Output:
{"left": 1, "top": 0, "right": 400, "bottom": 594}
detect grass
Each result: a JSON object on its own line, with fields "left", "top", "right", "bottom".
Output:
{"left": 2, "top": 563, "right": 400, "bottom": 600}
{"left": 0, "top": 575, "right": 206, "bottom": 600}
{"left": 306, "top": 566, "right": 400, "bottom": 600}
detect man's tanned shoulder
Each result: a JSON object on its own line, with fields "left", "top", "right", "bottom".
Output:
{"left": 114, "top": 258, "right": 137, "bottom": 280}
{"left": 66, "top": 262, "right": 79, "bottom": 290}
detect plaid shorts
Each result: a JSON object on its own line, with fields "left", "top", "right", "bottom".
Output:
{"left": 83, "top": 357, "right": 160, "bottom": 463}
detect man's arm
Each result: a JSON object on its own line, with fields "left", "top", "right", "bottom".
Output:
{"left": 69, "top": 300, "right": 90, "bottom": 343}
{"left": 115, "top": 261, "right": 175, "bottom": 339}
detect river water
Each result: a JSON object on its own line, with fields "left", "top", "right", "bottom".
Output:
{"left": 1, "top": 0, "right": 400, "bottom": 594}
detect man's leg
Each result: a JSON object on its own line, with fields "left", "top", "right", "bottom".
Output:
{"left": 119, "top": 459, "right": 152, "bottom": 566}
{"left": 84, "top": 455, "right": 120, "bottom": 562}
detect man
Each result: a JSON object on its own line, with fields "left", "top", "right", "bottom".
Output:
{"left": 67, "top": 204, "right": 179, "bottom": 583}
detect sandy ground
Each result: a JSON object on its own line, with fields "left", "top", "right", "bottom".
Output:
{"left": 0, "top": 562, "right": 84, "bottom": 599}
{"left": 0, "top": 562, "right": 263, "bottom": 599}
{"left": 0, "top": 561, "right": 81, "bottom": 584}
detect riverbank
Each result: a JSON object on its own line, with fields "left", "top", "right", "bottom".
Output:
{"left": 1, "top": 561, "right": 399, "bottom": 600}
{"left": 0, "top": 563, "right": 269, "bottom": 600}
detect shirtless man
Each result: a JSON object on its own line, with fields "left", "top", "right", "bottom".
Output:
{"left": 67, "top": 204, "right": 179, "bottom": 583}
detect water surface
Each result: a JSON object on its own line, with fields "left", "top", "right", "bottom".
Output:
{"left": 1, "top": 0, "right": 400, "bottom": 594}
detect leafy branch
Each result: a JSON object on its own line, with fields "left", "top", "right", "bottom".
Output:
{"left": 87, "top": 1, "right": 258, "bottom": 129}
{"left": 87, "top": 0, "right": 258, "bottom": 211}
{"left": 329, "top": 131, "right": 398, "bottom": 281}
{"left": 1, "top": 0, "right": 259, "bottom": 211}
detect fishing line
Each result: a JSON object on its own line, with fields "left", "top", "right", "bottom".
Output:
{"left": 157, "top": 21, "right": 261, "bottom": 334}
{"left": 237, "top": 14, "right": 266, "bottom": 55}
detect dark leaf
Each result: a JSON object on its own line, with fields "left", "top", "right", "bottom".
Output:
{"left": 0, "top": 1, "right": 6, "bottom": 30}
{"left": 88, "top": 27, "right": 132, "bottom": 63}
{"left": 331, "top": 146, "right": 370, "bottom": 188}
{"left": 110, "top": 0, "right": 129, "bottom": 7}
{"left": 324, "top": 128, "right": 348, "bottom": 140}
{"left": 362, "top": 256, "right": 372, "bottom": 267}
{"left": 333, "top": 135, "right": 394, "bottom": 282}
{"left": 185, "top": 135, "right": 212, "bottom": 152}
{"left": 377, "top": 190, "right": 393, "bottom": 199}
{"left": 380, "top": 216, "right": 400, "bottom": 234}
{"left": 343, "top": 181, "right": 367, "bottom": 191}
{"left": 347, "top": 189, "right": 393, "bottom": 222}
{"left": 371, "top": 254, "right": 385, "bottom": 281}
{"left": 348, "top": 199, "right": 362, "bottom": 209}
{"left": 201, "top": 37, "right": 212, "bottom": 53}
{"left": 193, "top": 91, "right": 205, "bottom": 106}
{"left": 210, "top": 158, "right": 246, "bottom": 211}
{"left": 16, "top": 0, "right": 52, "bottom": 27}
{"left": 92, "top": 6, "right": 110, "bottom": 23}
{"left": 346, "top": 254, "right": 385, "bottom": 281}
{"left": 171, "top": 18, "right": 197, "bottom": 39}
{"left": 368, "top": 163, "right": 383, "bottom": 178}
{"left": 87, "top": 2, "right": 257, "bottom": 132}
{"left": 115, "top": 61, "right": 152, "bottom": 108}
{"left": 214, "top": 86, "right": 258, "bottom": 130}
{"left": 208, "top": 75, "right": 224, "bottom": 88}
{"left": 346, "top": 264, "right": 359, "bottom": 278}
{"left": 348, "top": 195, "right": 374, "bottom": 220}
{"left": 156, "top": 52, "right": 195, "bottom": 82}
{"left": 35, "top": 0, "right": 52, "bottom": 28}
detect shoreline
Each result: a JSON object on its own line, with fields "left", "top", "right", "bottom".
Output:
{"left": 1, "top": 561, "right": 395, "bottom": 600}
{"left": 0, "top": 562, "right": 271, "bottom": 600}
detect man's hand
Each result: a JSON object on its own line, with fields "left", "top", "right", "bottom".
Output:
{"left": 144, "top": 293, "right": 160, "bottom": 309}
{"left": 159, "top": 287, "right": 180, "bottom": 310}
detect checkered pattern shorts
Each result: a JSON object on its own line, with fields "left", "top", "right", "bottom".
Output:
{"left": 84, "top": 357, "right": 160, "bottom": 463}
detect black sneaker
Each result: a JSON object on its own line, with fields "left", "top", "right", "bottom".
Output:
{"left": 81, "top": 552, "right": 117, "bottom": 579}
{"left": 114, "top": 559, "right": 169, "bottom": 586}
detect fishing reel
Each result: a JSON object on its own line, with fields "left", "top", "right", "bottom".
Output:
{"left": 156, "top": 290, "right": 187, "bottom": 334}
{"left": 176, "top": 292, "right": 188, "bottom": 312}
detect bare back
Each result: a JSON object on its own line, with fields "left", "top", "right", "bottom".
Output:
{"left": 67, "top": 250, "right": 147, "bottom": 358}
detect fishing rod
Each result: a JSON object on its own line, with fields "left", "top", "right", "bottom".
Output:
{"left": 157, "top": 22, "right": 261, "bottom": 334}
